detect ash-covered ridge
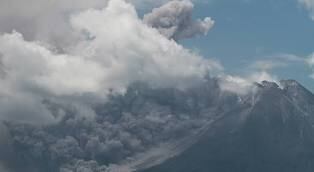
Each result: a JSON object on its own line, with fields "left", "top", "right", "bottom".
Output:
{"left": 1, "top": 79, "right": 314, "bottom": 172}
{"left": 143, "top": 79, "right": 314, "bottom": 172}
{"left": 0, "top": 78, "right": 226, "bottom": 172}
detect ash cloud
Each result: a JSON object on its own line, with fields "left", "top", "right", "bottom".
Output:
{"left": 143, "top": 0, "right": 214, "bottom": 40}
{"left": 1, "top": 79, "right": 224, "bottom": 172}
{"left": 0, "top": 0, "right": 221, "bottom": 125}
{"left": 0, "top": 0, "right": 276, "bottom": 172}
{"left": 0, "top": 1, "right": 223, "bottom": 170}
{"left": 0, "top": 0, "right": 190, "bottom": 51}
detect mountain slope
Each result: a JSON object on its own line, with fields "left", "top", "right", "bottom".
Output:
{"left": 0, "top": 78, "right": 232, "bottom": 172}
{"left": 142, "top": 80, "right": 314, "bottom": 172}
{"left": 2, "top": 79, "right": 314, "bottom": 172}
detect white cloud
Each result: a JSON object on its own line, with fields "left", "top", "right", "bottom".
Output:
{"left": 220, "top": 52, "right": 309, "bottom": 95}
{"left": 222, "top": 52, "right": 314, "bottom": 95}
{"left": 297, "top": 1, "right": 314, "bottom": 78}
{"left": 219, "top": 72, "right": 278, "bottom": 95}
{"left": 0, "top": 0, "right": 221, "bottom": 124}
{"left": 0, "top": 0, "right": 111, "bottom": 51}
{"left": 250, "top": 60, "right": 287, "bottom": 71}
{"left": 308, "top": 54, "right": 314, "bottom": 65}
{"left": 307, "top": 54, "right": 314, "bottom": 78}
{"left": 249, "top": 54, "right": 306, "bottom": 71}
{"left": 130, "top": 0, "right": 201, "bottom": 9}
{"left": 0, "top": 32, "right": 105, "bottom": 96}
{"left": 130, "top": 0, "right": 174, "bottom": 8}
{"left": 0, "top": 0, "right": 198, "bottom": 51}
{"left": 69, "top": 0, "right": 221, "bottom": 90}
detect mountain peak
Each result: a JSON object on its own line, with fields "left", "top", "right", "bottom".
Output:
{"left": 261, "top": 81, "right": 279, "bottom": 89}
{"left": 280, "top": 79, "right": 301, "bottom": 89}
{"left": 253, "top": 81, "right": 280, "bottom": 89}
{"left": 280, "top": 79, "right": 313, "bottom": 98}
{"left": 143, "top": 79, "right": 314, "bottom": 172}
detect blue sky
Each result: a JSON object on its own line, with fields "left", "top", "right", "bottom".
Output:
{"left": 173, "top": 0, "right": 314, "bottom": 91}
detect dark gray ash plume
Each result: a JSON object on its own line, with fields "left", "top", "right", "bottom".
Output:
{"left": 143, "top": 0, "right": 214, "bottom": 40}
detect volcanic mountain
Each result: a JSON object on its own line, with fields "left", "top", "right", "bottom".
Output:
{"left": 2, "top": 79, "right": 314, "bottom": 172}
{"left": 141, "top": 80, "right": 314, "bottom": 172}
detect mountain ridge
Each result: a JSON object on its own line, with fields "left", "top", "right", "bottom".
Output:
{"left": 141, "top": 79, "right": 314, "bottom": 172}
{"left": 1, "top": 78, "right": 314, "bottom": 172}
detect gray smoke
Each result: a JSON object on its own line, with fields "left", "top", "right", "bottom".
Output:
{"left": 0, "top": 0, "right": 178, "bottom": 51}
{"left": 0, "top": 0, "right": 286, "bottom": 171}
{"left": 0, "top": 5, "right": 222, "bottom": 171}
{"left": 0, "top": 0, "right": 221, "bottom": 125}
{"left": 1, "top": 80, "right": 223, "bottom": 172}
{"left": 143, "top": 0, "right": 214, "bottom": 40}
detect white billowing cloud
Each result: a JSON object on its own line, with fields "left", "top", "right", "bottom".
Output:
{"left": 299, "top": 0, "right": 314, "bottom": 20}
{"left": 0, "top": 0, "right": 111, "bottom": 51}
{"left": 0, "top": 0, "right": 220, "bottom": 124}
{"left": 219, "top": 72, "right": 278, "bottom": 95}
{"left": 0, "top": 0, "right": 196, "bottom": 51}
{"left": 308, "top": 54, "right": 314, "bottom": 66}
{"left": 131, "top": 0, "right": 202, "bottom": 10}
{"left": 0, "top": 31, "right": 104, "bottom": 123}
{"left": 143, "top": 0, "right": 214, "bottom": 40}
{"left": 69, "top": 0, "right": 221, "bottom": 90}
{"left": 0, "top": 32, "right": 105, "bottom": 96}
{"left": 131, "top": 0, "right": 176, "bottom": 8}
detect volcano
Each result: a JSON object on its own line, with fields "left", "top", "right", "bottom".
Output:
{"left": 3, "top": 79, "right": 314, "bottom": 172}
{"left": 141, "top": 80, "right": 314, "bottom": 172}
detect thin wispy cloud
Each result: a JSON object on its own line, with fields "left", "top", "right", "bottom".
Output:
{"left": 250, "top": 53, "right": 306, "bottom": 71}
{"left": 299, "top": 0, "right": 314, "bottom": 20}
